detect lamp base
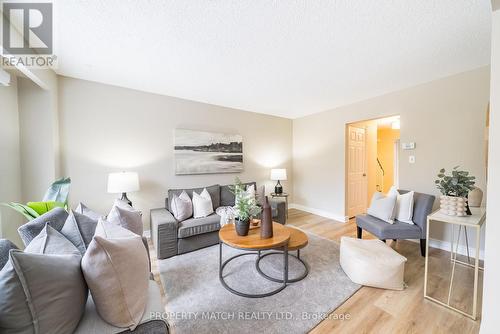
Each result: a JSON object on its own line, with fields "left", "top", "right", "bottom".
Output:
{"left": 274, "top": 181, "right": 283, "bottom": 195}
{"left": 120, "top": 192, "right": 133, "bottom": 207}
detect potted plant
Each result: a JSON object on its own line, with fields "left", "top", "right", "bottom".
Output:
{"left": 435, "top": 167, "right": 475, "bottom": 216}
{"left": 230, "top": 178, "right": 261, "bottom": 236}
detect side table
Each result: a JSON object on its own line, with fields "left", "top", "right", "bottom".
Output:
{"left": 423, "top": 207, "right": 486, "bottom": 320}
{"left": 271, "top": 192, "right": 289, "bottom": 218}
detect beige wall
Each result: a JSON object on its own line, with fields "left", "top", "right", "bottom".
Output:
{"left": 0, "top": 76, "right": 23, "bottom": 247}
{"left": 481, "top": 8, "right": 499, "bottom": 334}
{"left": 18, "top": 76, "right": 59, "bottom": 202}
{"left": 377, "top": 128, "right": 400, "bottom": 193}
{"left": 58, "top": 77, "right": 293, "bottom": 231}
{"left": 293, "top": 67, "right": 489, "bottom": 250}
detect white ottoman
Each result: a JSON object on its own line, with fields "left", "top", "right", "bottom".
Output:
{"left": 340, "top": 237, "right": 407, "bottom": 290}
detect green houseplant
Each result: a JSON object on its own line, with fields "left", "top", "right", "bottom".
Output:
{"left": 435, "top": 167, "right": 475, "bottom": 216}
{"left": 230, "top": 177, "right": 261, "bottom": 236}
{"left": 1, "top": 177, "right": 71, "bottom": 221}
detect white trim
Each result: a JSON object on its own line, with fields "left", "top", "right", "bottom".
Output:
{"left": 289, "top": 203, "right": 348, "bottom": 222}
{"left": 408, "top": 238, "right": 485, "bottom": 260}
{"left": 143, "top": 230, "right": 151, "bottom": 239}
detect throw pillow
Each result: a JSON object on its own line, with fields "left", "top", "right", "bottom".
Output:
{"left": 394, "top": 191, "right": 415, "bottom": 224}
{"left": 82, "top": 221, "right": 149, "bottom": 330}
{"left": 192, "top": 188, "right": 214, "bottom": 218}
{"left": 0, "top": 225, "right": 87, "bottom": 334}
{"left": 75, "top": 202, "right": 105, "bottom": 221}
{"left": 170, "top": 190, "right": 193, "bottom": 221}
{"left": 367, "top": 192, "right": 397, "bottom": 224}
{"left": 235, "top": 184, "right": 257, "bottom": 207}
{"left": 17, "top": 207, "right": 69, "bottom": 246}
{"left": 61, "top": 210, "right": 98, "bottom": 255}
{"left": 107, "top": 204, "right": 143, "bottom": 236}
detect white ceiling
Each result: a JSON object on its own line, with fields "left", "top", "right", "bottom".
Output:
{"left": 54, "top": 1, "right": 492, "bottom": 119}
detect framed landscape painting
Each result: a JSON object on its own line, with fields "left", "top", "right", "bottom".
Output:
{"left": 174, "top": 129, "right": 243, "bottom": 175}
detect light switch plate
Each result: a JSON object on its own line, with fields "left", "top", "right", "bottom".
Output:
{"left": 409, "top": 155, "right": 416, "bottom": 164}
{"left": 402, "top": 142, "right": 416, "bottom": 150}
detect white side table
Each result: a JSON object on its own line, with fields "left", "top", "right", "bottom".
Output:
{"left": 424, "top": 207, "right": 486, "bottom": 320}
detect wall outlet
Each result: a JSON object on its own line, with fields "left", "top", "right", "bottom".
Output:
{"left": 409, "top": 155, "right": 416, "bottom": 164}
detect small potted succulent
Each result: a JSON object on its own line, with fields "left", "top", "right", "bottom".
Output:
{"left": 435, "top": 167, "right": 476, "bottom": 216}
{"left": 230, "top": 178, "right": 261, "bottom": 236}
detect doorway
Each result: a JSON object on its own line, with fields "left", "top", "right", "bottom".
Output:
{"left": 346, "top": 116, "right": 400, "bottom": 218}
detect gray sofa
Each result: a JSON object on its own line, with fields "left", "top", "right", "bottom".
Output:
{"left": 1, "top": 208, "right": 169, "bottom": 334}
{"left": 355, "top": 190, "right": 435, "bottom": 256}
{"left": 151, "top": 182, "right": 287, "bottom": 259}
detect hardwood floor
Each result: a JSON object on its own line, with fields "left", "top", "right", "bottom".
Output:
{"left": 148, "top": 208, "right": 482, "bottom": 334}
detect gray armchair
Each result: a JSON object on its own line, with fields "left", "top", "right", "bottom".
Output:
{"left": 355, "top": 190, "right": 435, "bottom": 256}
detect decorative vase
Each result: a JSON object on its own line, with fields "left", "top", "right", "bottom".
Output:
{"left": 235, "top": 218, "right": 250, "bottom": 236}
{"left": 440, "top": 195, "right": 470, "bottom": 216}
{"left": 468, "top": 188, "right": 483, "bottom": 207}
{"left": 261, "top": 197, "right": 273, "bottom": 239}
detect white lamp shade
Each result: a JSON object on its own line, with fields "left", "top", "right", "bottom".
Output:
{"left": 107, "top": 172, "right": 140, "bottom": 193}
{"left": 270, "top": 168, "right": 287, "bottom": 181}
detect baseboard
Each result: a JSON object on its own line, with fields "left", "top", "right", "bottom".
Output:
{"left": 143, "top": 230, "right": 151, "bottom": 239}
{"left": 409, "top": 238, "right": 485, "bottom": 260}
{"left": 289, "top": 203, "right": 348, "bottom": 223}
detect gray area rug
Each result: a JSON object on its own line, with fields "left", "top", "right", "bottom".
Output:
{"left": 158, "top": 231, "right": 360, "bottom": 334}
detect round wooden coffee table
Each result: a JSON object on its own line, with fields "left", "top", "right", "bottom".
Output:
{"left": 255, "top": 226, "right": 309, "bottom": 283}
{"left": 219, "top": 222, "right": 290, "bottom": 298}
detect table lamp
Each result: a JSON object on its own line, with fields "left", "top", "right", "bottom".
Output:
{"left": 107, "top": 172, "right": 140, "bottom": 207}
{"left": 270, "top": 168, "right": 287, "bottom": 194}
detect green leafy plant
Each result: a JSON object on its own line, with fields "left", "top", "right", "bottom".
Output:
{"left": 1, "top": 177, "right": 71, "bottom": 221}
{"left": 230, "top": 177, "right": 261, "bottom": 222}
{"left": 0, "top": 202, "right": 40, "bottom": 221}
{"left": 435, "top": 166, "right": 476, "bottom": 198}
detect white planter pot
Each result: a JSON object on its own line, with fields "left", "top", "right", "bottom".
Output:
{"left": 440, "top": 195, "right": 467, "bottom": 216}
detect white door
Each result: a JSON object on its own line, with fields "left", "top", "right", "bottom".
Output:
{"left": 347, "top": 126, "right": 368, "bottom": 218}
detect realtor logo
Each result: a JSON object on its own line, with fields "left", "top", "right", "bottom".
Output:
{"left": 2, "top": 2, "right": 53, "bottom": 55}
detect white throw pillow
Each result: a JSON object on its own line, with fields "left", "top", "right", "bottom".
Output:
{"left": 394, "top": 191, "right": 415, "bottom": 224}
{"left": 235, "top": 185, "right": 256, "bottom": 207}
{"left": 193, "top": 188, "right": 214, "bottom": 218}
{"left": 367, "top": 192, "right": 397, "bottom": 224}
{"left": 170, "top": 191, "right": 193, "bottom": 221}
{"left": 82, "top": 220, "right": 149, "bottom": 330}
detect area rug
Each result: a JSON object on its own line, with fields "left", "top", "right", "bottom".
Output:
{"left": 157, "top": 231, "right": 360, "bottom": 334}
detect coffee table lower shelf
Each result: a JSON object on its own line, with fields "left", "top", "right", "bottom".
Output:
{"left": 218, "top": 242, "right": 289, "bottom": 298}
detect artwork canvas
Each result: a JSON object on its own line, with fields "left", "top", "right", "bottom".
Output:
{"left": 174, "top": 129, "right": 243, "bottom": 175}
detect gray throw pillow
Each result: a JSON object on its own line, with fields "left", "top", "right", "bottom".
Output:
{"left": 0, "top": 225, "right": 87, "bottom": 334}
{"left": 0, "top": 239, "right": 18, "bottom": 271}
{"left": 107, "top": 205, "right": 143, "bottom": 236}
{"left": 75, "top": 202, "right": 105, "bottom": 221}
{"left": 61, "top": 210, "right": 98, "bottom": 255}
{"left": 17, "top": 207, "right": 68, "bottom": 246}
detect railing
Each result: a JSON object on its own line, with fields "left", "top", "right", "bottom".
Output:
{"left": 376, "top": 158, "right": 385, "bottom": 192}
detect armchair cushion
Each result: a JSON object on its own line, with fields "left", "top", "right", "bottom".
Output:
{"left": 356, "top": 214, "right": 422, "bottom": 240}
{"left": 177, "top": 213, "right": 220, "bottom": 239}
{"left": 0, "top": 239, "right": 18, "bottom": 270}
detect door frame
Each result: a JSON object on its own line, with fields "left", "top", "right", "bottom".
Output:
{"left": 344, "top": 114, "right": 400, "bottom": 221}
